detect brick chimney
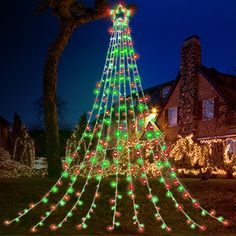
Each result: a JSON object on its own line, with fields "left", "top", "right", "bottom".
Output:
{"left": 178, "top": 35, "right": 201, "bottom": 136}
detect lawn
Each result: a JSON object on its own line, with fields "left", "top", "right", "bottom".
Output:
{"left": 0, "top": 177, "right": 235, "bottom": 236}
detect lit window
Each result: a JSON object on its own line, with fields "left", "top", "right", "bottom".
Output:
{"left": 162, "top": 86, "right": 171, "bottom": 98}
{"left": 168, "top": 107, "right": 177, "bottom": 127}
{"left": 202, "top": 99, "right": 214, "bottom": 121}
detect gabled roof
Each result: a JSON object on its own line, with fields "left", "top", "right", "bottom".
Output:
{"left": 93, "top": 66, "right": 235, "bottom": 125}
{"left": 200, "top": 65, "right": 236, "bottom": 109}
{"left": 146, "top": 74, "right": 180, "bottom": 119}
{"left": 142, "top": 80, "right": 176, "bottom": 107}
{"left": 144, "top": 65, "right": 236, "bottom": 111}
{"left": 139, "top": 121, "right": 161, "bottom": 141}
{"left": 0, "top": 116, "right": 10, "bottom": 126}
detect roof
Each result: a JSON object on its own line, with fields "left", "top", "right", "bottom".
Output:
{"left": 0, "top": 116, "right": 10, "bottom": 126}
{"left": 93, "top": 66, "right": 235, "bottom": 124}
{"left": 200, "top": 65, "right": 236, "bottom": 109}
{"left": 144, "top": 65, "right": 236, "bottom": 110}
{"left": 142, "top": 80, "right": 176, "bottom": 107}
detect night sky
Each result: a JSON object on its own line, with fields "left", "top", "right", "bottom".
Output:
{"left": 0, "top": 0, "right": 235, "bottom": 129}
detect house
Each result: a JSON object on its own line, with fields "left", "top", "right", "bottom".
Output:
{"left": 69, "top": 35, "right": 236, "bottom": 161}
{"left": 144, "top": 35, "right": 236, "bottom": 155}
{"left": 0, "top": 116, "right": 10, "bottom": 150}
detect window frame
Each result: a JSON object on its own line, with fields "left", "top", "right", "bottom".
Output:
{"left": 168, "top": 107, "right": 178, "bottom": 127}
{"left": 162, "top": 86, "right": 171, "bottom": 98}
{"left": 202, "top": 98, "right": 214, "bottom": 121}
{"left": 227, "top": 139, "right": 236, "bottom": 155}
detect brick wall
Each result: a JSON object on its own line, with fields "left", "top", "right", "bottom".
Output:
{"left": 157, "top": 35, "right": 236, "bottom": 141}
{"left": 197, "top": 74, "right": 236, "bottom": 138}
{"left": 178, "top": 36, "right": 201, "bottom": 137}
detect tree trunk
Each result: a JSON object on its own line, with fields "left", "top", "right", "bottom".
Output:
{"left": 43, "top": 21, "right": 76, "bottom": 177}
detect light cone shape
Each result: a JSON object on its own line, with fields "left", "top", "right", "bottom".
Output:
{"left": 5, "top": 3, "right": 228, "bottom": 234}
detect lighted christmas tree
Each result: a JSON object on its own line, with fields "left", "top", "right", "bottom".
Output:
{"left": 5, "top": 4, "right": 229, "bottom": 233}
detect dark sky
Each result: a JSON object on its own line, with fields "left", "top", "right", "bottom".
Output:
{"left": 0, "top": 0, "right": 235, "bottom": 128}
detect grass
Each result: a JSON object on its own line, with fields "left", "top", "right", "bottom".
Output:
{"left": 0, "top": 177, "right": 235, "bottom": 236}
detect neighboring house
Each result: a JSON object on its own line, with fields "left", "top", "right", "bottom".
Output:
{"left": 0, "top": 115, "right": 36, "bottom": 167}
{"left": 0, "top": 116, "right": 10, "bottom": 150}
{"left": 144, "top": 35, "right": 236, "bottom": 156}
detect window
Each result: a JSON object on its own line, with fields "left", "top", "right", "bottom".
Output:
{"left": 202, "top": 99, "right": 214, "bottom": 121}
{"left": 136, "top": 118, "right": 144, "bottom": 132}
{"left": 132, "top": 99, "right": 137, "bottom": 107}
{"left": 162, "top": 86, "right": 171, "bottom": 98}
{"left": 227, "top": 139, "right": 236, "bottom": 155}
{"left": 168, "top": 107, "right": 178, "bottom": 127}
{"left": 121, "top": 120, "right": 127, "bottom": 131}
